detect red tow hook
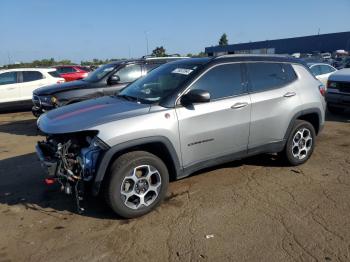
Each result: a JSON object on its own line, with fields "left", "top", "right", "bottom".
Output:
{"left": 44, "top": 178, "right": 55, "bottom": 185}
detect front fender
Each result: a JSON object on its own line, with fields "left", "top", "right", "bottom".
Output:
{"left": 92, "top": 136, "right": 182, "bottom": 196}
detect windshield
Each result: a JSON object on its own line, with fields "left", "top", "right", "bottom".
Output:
{"left": 118, "top": 62, "right": 200, "bottom": 103}
{"left": 83, "top": 63, "right": 117, "bottom": 82}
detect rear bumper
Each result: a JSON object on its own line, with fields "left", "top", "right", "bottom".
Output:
{"left": 35, "top": 143, "right": 58, "bottom": 177}
{"left": 326, "top": 92, "right": 350, "bottom": 108}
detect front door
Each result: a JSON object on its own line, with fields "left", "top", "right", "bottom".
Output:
{"left": 0, "top": 71, "right": 20, "bottom": 103}
{"left": 176, "top": 63, "right": 251, "bottom": 168}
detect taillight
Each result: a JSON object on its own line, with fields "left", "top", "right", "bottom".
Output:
{"left": 327, "top": 81, "right": 337, "bottom": 89}
{"left": 319, "top": 84, "right": 326, "bottom": 96}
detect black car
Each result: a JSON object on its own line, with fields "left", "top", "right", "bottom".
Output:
{"left": 333, "top": 57, "right": 350, "bottom": 70}
{"left": 32, "top": 56, "right": 187, "bottom": 116}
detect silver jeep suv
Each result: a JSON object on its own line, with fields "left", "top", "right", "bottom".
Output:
{"left": 36, "top": 55, "right": 326, "bottom": 218}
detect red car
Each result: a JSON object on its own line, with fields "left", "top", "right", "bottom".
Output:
{"left": 54, "top": 65, "right": 91, "bottom": 82}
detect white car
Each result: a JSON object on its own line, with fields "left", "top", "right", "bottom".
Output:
{"left": 308, "top": 63, "right": 337, "bottom": 86}
{"left": 0, "top": 68, "right": 65, "bottom": 109}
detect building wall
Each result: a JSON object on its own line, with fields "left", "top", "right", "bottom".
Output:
{"left": 205, "top": 31, "right": 350, "bottom": 56}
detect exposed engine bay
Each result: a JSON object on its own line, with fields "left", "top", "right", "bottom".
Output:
{"left": 36, "top": 131, "right": 109, "bottom": 213}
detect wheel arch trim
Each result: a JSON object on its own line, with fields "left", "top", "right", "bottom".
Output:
{"left": 92, "top": 136, "right": 182, "bottom": 195}
{"left": 284, "top": 107, "right": 323, "bottom": 141}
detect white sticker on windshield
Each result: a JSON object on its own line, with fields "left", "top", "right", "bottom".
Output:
{"left": 172, "top": 68, "right": 193, "bottom": 75}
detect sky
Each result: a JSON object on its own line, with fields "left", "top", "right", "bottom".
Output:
{"left": 0, "top": 0, "right": 349, "bottom": 65}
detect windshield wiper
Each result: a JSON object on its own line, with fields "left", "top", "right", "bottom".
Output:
{"left": 116, "top": 94, "right": 139, "bottom": 102}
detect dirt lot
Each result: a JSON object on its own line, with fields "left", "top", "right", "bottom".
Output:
{"left": 0, "top": 111, "right": 349, "bottom": 262}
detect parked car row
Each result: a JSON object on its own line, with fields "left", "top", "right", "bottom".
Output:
{"left": 1, "top": 54, "right": 348, "bottom": 218}
{"left": 54, "top": 65, "right": 91, "bottom": 82}
{"left": 31, "top": 56, "right": 188, "bottom": 116}
{"left": 326, "top": 68, "right": 350, "bottom": 113}
{"left": 0, "top": 68, "right": 65, "bottom": 109}
{"left": 307, "top": 63, "right": 337, "bottom": 86}
{"left": 35, "top": 55, "right": 327, "bottom": 218}
{"left": 332, "top": 56, "right": 350, "bottom": 69}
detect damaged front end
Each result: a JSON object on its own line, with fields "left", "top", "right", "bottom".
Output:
{"left": 35, "top": 131, "right": 109, "bottom": 213}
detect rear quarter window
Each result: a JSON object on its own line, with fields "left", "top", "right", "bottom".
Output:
{"left": 48, "top": 71, "right": 61, "bottom": 78}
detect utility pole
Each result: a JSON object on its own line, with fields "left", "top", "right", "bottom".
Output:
{"left": 7, "top": 52, "right": 11, "bottom": 65}
{"left": 144, "top": 31, "right": 149, "bottom": 55}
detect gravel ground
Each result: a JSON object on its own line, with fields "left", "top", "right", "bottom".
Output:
{"left": 0, "top": 111, "right": 349, "bottom": 262}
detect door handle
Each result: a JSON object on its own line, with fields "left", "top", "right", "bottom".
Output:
{"left": 6, "top": 87, "right": 15, "bottom": 90}
{"left": 283, "top": 92, "right": 296, "bottom": 98}
{"left": 231, "top": 102, "right": 248, "bottom": 109}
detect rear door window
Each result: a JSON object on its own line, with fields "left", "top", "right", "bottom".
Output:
{"left": 247, "top": 62, "right": 292, "bottom": 92}
{"left": 190, "top": 63, "right": 244, "bottom": 99}
{"left": 114, "top": 64, "right": 142, "bottom": 83}
{"left": 144, "top": 63, "right": 162, "bottom": 73}
{"left": 0, "top": 72, "right": 18, "bottom": 85}
{"left": 22, "top": 71, "right": 43, "bottom": 82}
{"left": 310, "top": 65, "right": 321, "bottom": 76}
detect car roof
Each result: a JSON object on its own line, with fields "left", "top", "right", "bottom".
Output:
{"left": 106, "top": 56, "right": 190, "bottom": 66}
{"left": 54, "top": 65, "right": 80, "bottom": 68}
{"left": 214, "top": 54, "right": 305, "bottom": 65}
{"left": 307, "top": 62, "right": 333, "bottom": 67}
{"left": 0, "top": 68, "right": 57, "bottom": 72}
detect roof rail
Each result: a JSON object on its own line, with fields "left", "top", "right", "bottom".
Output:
{"left": 142, "top": 55, "right": 156, "bottom": 59}
{"left": 142, "top": 54, "right": 185, "bottom": 59}
{"left": 215, "top": 54, "right": 289, "bottom": 59}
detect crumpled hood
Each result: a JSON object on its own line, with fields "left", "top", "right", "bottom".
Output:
{"left": 329, "top": 68, "right": 350, "bottom": 82}
{"left": 34, "top": 80, "right": 88, "bottom": 95}
{"left": 37, "top": 96, "right": 151, "bottom": 134}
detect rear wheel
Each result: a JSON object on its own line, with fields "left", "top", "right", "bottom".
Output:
{"left": 105, "top": 151, "right": 169, "bottom": 218}
{"left": 283, "top": 120, "right": 316, "bottom": 166}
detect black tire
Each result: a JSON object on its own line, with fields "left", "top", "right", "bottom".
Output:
{"left": 283, "top": 120, "right": 316, "bottom": 166}
{"left": 105, "top": 151, "right": 169, "bottom": 218}
{"left": 327, "top": 104, "right": 344, "bottom": 114}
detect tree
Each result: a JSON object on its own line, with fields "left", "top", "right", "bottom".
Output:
{"left": 187, "top": 52, "right": 207, "bottom": 58}
{"left": 219, "top": 33, "right": 228, "bottom": 46}
{"left": 151, "top": 46, "right": 167, "bottom": 57}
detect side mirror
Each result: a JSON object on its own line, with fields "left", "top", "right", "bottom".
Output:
{"left": 181, "top": 89, "right": 210, "bottom": 105}
{"left": 108, "top": 75, "right": 120, "bottom": 85}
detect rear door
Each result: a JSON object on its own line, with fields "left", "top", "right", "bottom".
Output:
{"left": 176, "top": 63, "right": 251, "bottom": 168}
{"left": 0, "top": 71, "right": 20, "bottom": 103}
{"left": 19, "top": 71, "right": 47, "bottom": 100}
{"left": 246, "top": 62, "right": 301, "bottom": 149}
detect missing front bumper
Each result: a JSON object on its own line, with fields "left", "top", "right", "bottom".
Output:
{"left": 35, "top": 143, "right": 58, "bottom": 177}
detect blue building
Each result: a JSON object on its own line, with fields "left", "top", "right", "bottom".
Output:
{"left": 205, "top": 31, "right": 350, "bottom": 56}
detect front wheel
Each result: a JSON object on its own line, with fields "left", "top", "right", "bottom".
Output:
{"left": 283, "top": 120, "right": 316, "bottom": 166}
{"left": 105, "top": 151, "right": 169, "bottom": 218}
